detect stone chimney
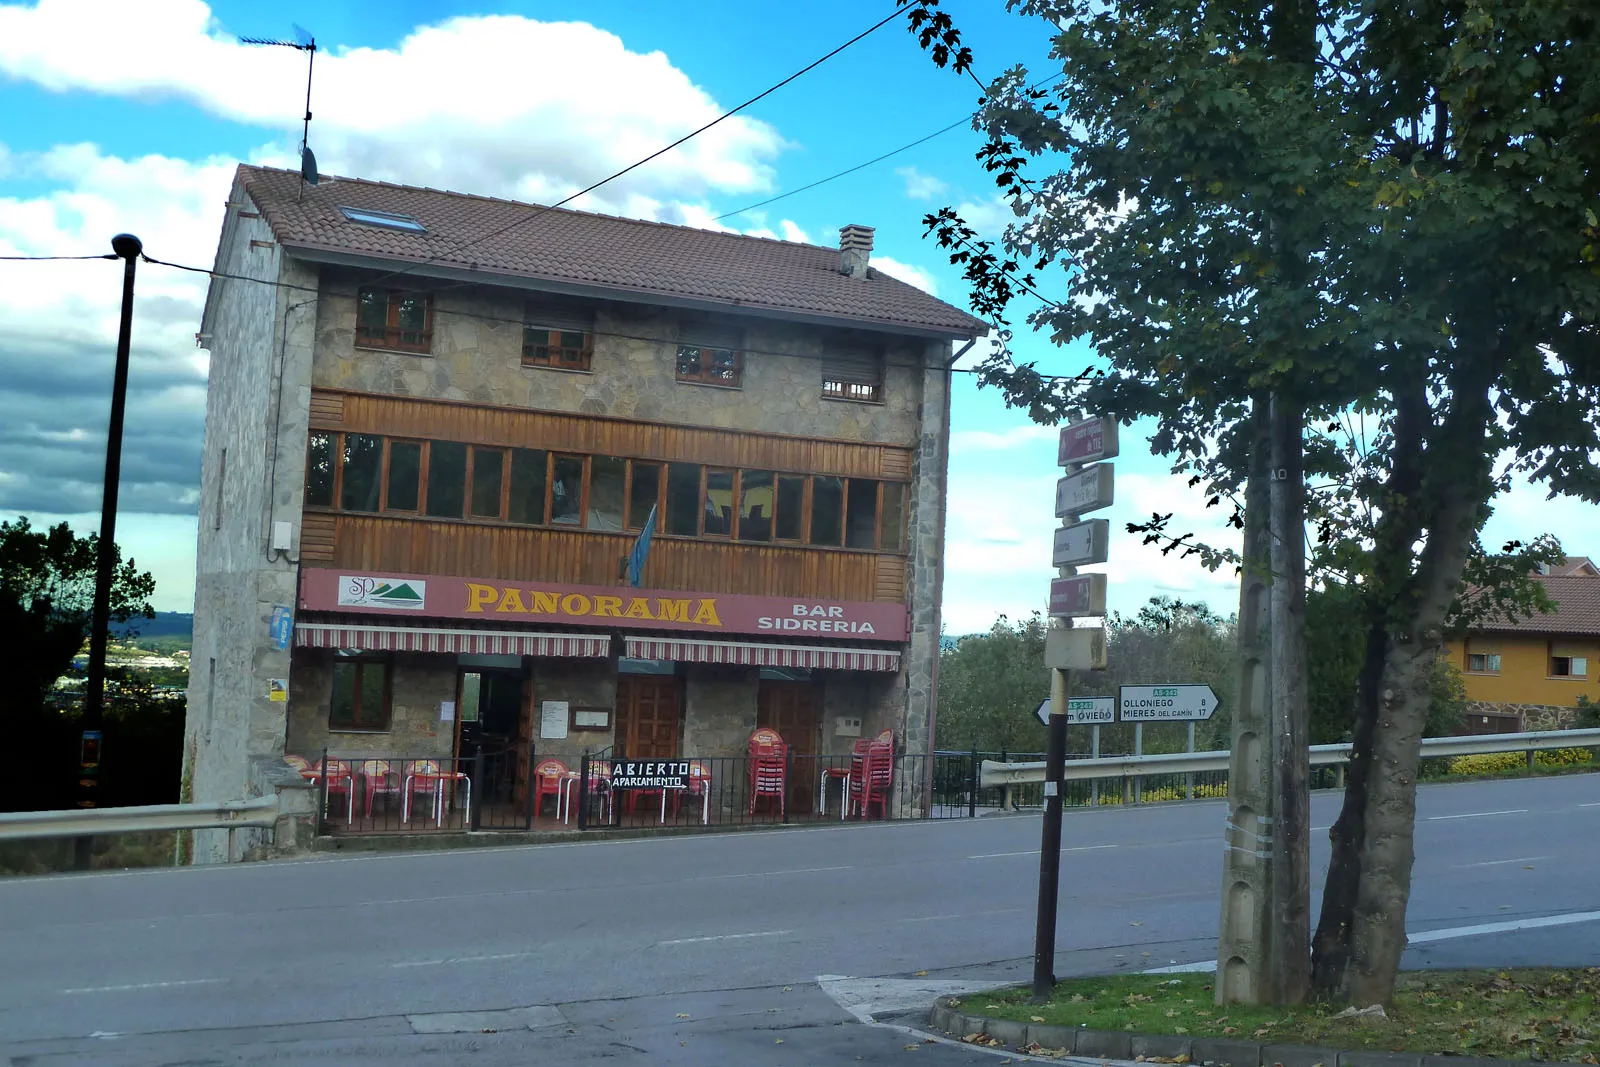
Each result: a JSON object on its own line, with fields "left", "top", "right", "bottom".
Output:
{"left": 839, "top": 224, "right": 875, "bottom": 279}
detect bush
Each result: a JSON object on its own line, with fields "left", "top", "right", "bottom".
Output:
{"left": 1447, "top": 748, "right": 1593, "bottom": 776}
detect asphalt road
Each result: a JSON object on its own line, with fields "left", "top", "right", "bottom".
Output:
{"left": 2, "top": 773, "right": 1597, "bottom": 1066}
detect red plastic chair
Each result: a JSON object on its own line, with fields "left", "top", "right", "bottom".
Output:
{"left": 667, "top": 761, "right": 713, "bottom": 823}
{"left": 748, "top": 729, "right": 789, "bottom": 817}
{"left": 284, "top": 754, "right": 312, "bottom": 776}
{"left": 848, "top": 743, "right": 893, "bottom": 820}
{"left": 313, "top": 759, "right": 355, "bottom": 822}
{"left": 402, "top": 759, "right": 447, "bottom": 824}
{"left": 533, "top": 758, "right": 569, "bottom": 819}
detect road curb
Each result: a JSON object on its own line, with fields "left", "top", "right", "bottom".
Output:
{"left": 310, "top": 819, "right": 812, "bottom": 854}
{"left": 928, "top": 996, "right": 1530, "bottom": 1067}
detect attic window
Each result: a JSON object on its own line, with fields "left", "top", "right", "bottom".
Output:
{"left": 339, "top": 206, "right": 426, "bottom": 233}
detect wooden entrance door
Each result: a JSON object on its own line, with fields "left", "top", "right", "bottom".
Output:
{"left": 757, "top": 680, "right": 821, "bottom": 814}
{"left": 616, "top": 675, "right": 682, "bottom": 759}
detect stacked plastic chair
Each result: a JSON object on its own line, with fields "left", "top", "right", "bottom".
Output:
{"left": 747, "top": 727, "right": 790, "bottom": 817}
{"left": 848, "top": 732, "right": 895, "bottom": 820}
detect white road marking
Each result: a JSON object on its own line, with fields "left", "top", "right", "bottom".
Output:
{"left": 968, "top": 844, "right": 1116, "bottom": 859}
{"left": 58, "top": 978, "right": 222, "bottom": 995}
{"left": 1144, "top": 908, "right": 1600, "bottom": 974}
{"left": 1407, "top": 910, "right": 1600, "bottom": 944}
{"left": 1427, "top": 808, "right": 1529, "bottom": 821}
{"left": 657, "top": 929, "right": 793, "bottom": 946}
{"left": 817, "top": 974, "right": 1010, "bottom": 1024}
{"left": 700, "top": 865, "right": 853, "bottom": 880}
{"left": 1579, "top": 802, "right": 1600, "bottom": 808}
{"left": 898, "top": 908, "right": 1025, "bottom": 924}
{"left": 391, "top": 952, "right": 531, "bottom": 968}
{"left": 1453, "top": 856, "right": 1548, "bottom": 869}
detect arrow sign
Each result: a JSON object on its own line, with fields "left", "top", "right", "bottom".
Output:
{"left": 1055, "top": 463, "right": 1114, "bottom": 518}
{"left": 1058, "top": 417, "right": 1119, "bottom": 466}
{"left": 1036, "top": 696, "right": 1115, "bottom": 726}
{"left": 1049, "top": 573, "right": 1106, "bottom": 618}
{"left": 1052, "top": 519, "right": 1109, "bottom": 568}
{"left": 1117, "top": 684, "right": 1220, "bottom": 722}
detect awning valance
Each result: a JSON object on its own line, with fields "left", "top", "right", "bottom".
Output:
{"left": 624, "top": 636, "right": 900, "bottom": 672}
{"left": 295, "top": 622, "right": 610, "bottom": 658}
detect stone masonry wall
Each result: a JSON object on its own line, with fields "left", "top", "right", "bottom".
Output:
{"left": 308, "top": 267, "right": 925, "bottom": 447}
{"left": 529, "top": 658, "right": 618, "bottom": 769}
{"left": 682, "top": 665, "right": 759, "bottom": 758}
{"left": 184, "top": 178, "right": 319, "bottom": 863}
{"left": 286, "top": 651, "right": 456, "bottom": 762}
{"left": 1463, "top": 701, "right": 1578, "bottom": 732}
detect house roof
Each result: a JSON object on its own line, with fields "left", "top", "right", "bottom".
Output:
{"left": 235, "top": 165, "right": 988, "bottom": 339}
{"left": 1548, "top": 556, "right": 1599, "bottom": 577}
{"left": 1474, "top": 574, "right": 1600, "bottom": 637}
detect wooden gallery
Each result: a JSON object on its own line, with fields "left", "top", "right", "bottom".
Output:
{"left": 182, "top": 165, "right": 984, "bottom": 858}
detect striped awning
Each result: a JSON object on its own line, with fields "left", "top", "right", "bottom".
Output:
{"left": 624, "top": 636, "right": 900, "bottom": 671}
{"left": 295, "top": 622, "right": 610, "bottom": 658}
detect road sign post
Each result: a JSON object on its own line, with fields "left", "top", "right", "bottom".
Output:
{"left": 1034, "top": 415, "right": 1117, "bottom": 1002}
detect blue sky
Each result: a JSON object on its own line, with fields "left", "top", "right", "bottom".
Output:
{"left": 0, "top": 0, "right": 1592, "bottom": 631}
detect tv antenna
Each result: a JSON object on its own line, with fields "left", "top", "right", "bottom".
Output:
{"left": 240, "top": 24, "right": 318, "bottom": 197}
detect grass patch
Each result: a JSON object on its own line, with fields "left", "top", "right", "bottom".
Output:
{"left": 962, "top": 970, "right": 1600, "bottom": 1062}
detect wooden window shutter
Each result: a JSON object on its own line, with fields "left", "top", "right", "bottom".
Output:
{"left": 309, "top": 392, "right": 345, "bottom": 426}
{"left": 822, "top": 349, "right": 882, "bottom": 386}
{"left": 875, "top": 557, "right": 907, "bottom": 602}
{"left": 879, "top": 449, "right": 913, "bottom": 480}
{"left": 300, "top": 513, "right": 336, "bottom": 561}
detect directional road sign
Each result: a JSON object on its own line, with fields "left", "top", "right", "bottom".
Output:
{"left": 1052, "top": 519, "right": 1109, "bottom": 568}
{"left": 1058, "top": 417, "right": 1119, "bottom": 466}
{"left": 1049, "top": 573, "right": 1106, "bottom": 618}
{"left": 1055, "top": 463, "right": 1115, "bottom": 518}
{"left": 1036, "top": 696, "right": 1116, "bottom": 726}
{"left": 1117, "top": 684, "right": 1219, "bottom": 721}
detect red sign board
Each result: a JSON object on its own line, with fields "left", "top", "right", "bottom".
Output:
{"left": 1049, "top": 574, "right": 1107, "bottom": 618}
{"left": 1057, "top": 417, "right": 1119, "bottom": 466}
{"left": 298, "top": 568, "right": 909, "bottom": 642}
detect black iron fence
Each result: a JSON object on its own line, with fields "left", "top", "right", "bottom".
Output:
{"left": 308, "top": 744, "right": 1249, "bottom": 836}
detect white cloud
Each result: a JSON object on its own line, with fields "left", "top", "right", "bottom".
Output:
{"left": 778, "top": 219, "right": 810, "bottom": 244}
{"left": 897, "top": 165, "right": 948, "bottom": 201}
{"left": 872, "top": 254, "right": 938, "bottom": 295}
{"left": 950, "top": 424, "right": 1057, "bottom": 452}
{"left": 0, "top": 0, "right": 783, "bottom": 209}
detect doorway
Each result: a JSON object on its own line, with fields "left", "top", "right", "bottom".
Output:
{"left": 615, "top": 675, "right": 683, "bottom": 759}
{"left": 458, "top": 669, "right": 525, "bottom": 805}
{"left": 757, "top": 678, "right": 821, "bottom": 814}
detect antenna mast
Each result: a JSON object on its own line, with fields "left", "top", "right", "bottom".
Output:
{"left": 240, "top": 25, "right": 319, "bottom": 199}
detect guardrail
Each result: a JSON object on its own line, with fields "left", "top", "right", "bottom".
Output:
{"left": 0, "top": 796, "right": 280, "bottom": 842}
{"left": 980, "top": 727, "right": 1600, "bottom": 789}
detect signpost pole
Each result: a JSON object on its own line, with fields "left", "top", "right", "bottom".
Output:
{"left": 1031, "top": 665, "right": 1069, "bottom": 1001}
{"left": 1090, "top": 724, "right": 1101, "bottom": 807}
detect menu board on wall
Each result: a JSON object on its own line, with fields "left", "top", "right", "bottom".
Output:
{"left": 540, "top": 700, "right": 570, "bottom": 740}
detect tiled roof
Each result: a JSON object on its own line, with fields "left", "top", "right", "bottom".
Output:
{"left": 1549, "top": 556, "right": 1599, "bottom": 577}
{"left": 237, "top": 165, "right": 988, "bottom": 338}
{"left": 1474, "top": 575, "right": 1600, "bottom": 636}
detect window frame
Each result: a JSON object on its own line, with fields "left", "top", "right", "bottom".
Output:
{"left": 382, "top": 438, "right": 425, "bottom": 513}
{"left": 355, "top": 286, "right": 435, "bottom": 354}
{"left": 675, "top": 344, "right": 744, "bottom": 388}
{"left": 1550, "top": 653, "right": 1588, "bottom": 678}
{"left": 521, "top": 324, "right": 594, "bottom": 372}
{"left": 329, "top": 655, "right": 393, "bottom": 732}
{"left": 1466, "top": 652, "right": 1501, "bottom": 674}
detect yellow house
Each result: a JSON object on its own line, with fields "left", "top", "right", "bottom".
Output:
{"left": 1443, "top": 557, "right": 1600, "bottom": 732}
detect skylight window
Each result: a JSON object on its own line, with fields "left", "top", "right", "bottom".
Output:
{"left": 339, "top": 206, "right": 426, "bottom": 233}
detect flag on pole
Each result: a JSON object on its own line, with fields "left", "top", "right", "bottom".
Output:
{"left": 627, "top": 504, "right": 657, "bottom": 587}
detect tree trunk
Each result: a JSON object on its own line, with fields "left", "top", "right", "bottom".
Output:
{"left": 1267, "top": 398, "right": 1309, "bottom": 1005}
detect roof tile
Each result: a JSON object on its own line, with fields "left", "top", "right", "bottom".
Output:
{"left": 238, "top": 165, "right": 988, "bottom": 338}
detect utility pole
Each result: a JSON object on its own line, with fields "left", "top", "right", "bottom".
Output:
{"left": 76, "top": 233, "right": 141, "bottom": 856}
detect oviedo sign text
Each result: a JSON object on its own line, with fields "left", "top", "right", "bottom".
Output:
{"left": 299, "top": 568, "right": 909, "bottom": 642}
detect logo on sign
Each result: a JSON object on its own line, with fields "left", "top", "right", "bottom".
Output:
{"left": 338, "top": 576, "right": 427, "bottom": 611}
{"left": 269, "top": 604, "right": 294, "bottom": 650}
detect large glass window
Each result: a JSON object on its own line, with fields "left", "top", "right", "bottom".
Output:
{"left": 340, "top": 434, "right": 383, "bottom": 512}
{"left": 665, "top": 463, "right": 701, "bottom": 536}
{"left": 330, "top": 657, "right": 390, "bottom": 730}
{"left": 811, "top": 476, "right": 843, "bottom": 547}
{"left": 588, "top": 456, "right": 626, "bottom": 531}
{"left": 775, "top": 476, "right": 805, "bottom": 541}
{"left": 306, "top": 432, "right": 334, "bottom": 507}
{"left": 508, "top": 449, "right": 548, "bottom": 525}
{"left": 703, "top": 469, "right": 734, "bottom": 536}
{"left": 385, "top": 441, "right": 421, "bottom": 512}
{"left": 879, "top": 482, "right": 907, "bottom": 553}
{"left": 845, "top": 478, "right": 878, "bottom": 549}
{"left": 522, "top": 326, "right": 591, "bottom": 371}
{"left": 470, "top": 447, "right": 504, "bottom": 519}
{"left": 738, "top": 471, "right": 774, "bottom": 542}
{"left": 628, "top": 462, "right": 661, "bottom": 531}
{"left": 425, "top": 441, "right": 467, "bottom": 518}
{"left": 551, "top": 455, "right": 585, "bottom": 525}
{"left": 675, "top": 345, "right": 743, "bottom": 387}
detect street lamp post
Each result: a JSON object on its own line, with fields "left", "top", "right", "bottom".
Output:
{"left": 77, "top": 233, "right": 142, "bottom": 838}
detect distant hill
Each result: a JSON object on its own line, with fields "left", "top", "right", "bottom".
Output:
{"left": 113, "top": 612, "right": 193, "bottom": 640}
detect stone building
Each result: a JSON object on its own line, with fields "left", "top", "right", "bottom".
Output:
{"left": 182, "top": 164, "right": 984, "bottom": 860}
{"left": 1443, "top": 556, "right": 1600, "bottom": 733}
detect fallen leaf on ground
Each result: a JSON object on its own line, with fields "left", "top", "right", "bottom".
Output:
{"left": 915, "top": 970, "right": 928, "bottom": 977}
{"left": 782, "top": 986, "right": 792, "bottom": 992}
{"left": 675, "top": 1013, "right": 690, "bottom": 1019}
{"left": 904, "top": 1042, "right": 921, "bottom": 1050}
{"left": 1031, "top": 1016, "right": 1045, "bottom": 1022}
{"left": 1131, "top": 921, "right": 1143, "bottom": 926}
{"left": 775, "top": 1038, "right": 784, "bottom": 1044}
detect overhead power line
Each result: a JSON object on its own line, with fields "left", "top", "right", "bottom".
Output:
{"left": 359, "top": 6, "right": 907, "bottom": 294}
{"left": 0, "top": 253, "right": 118, "bottom": 261}
{"left": 142, "top": 252, "right": 1095, "bottom": 382}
